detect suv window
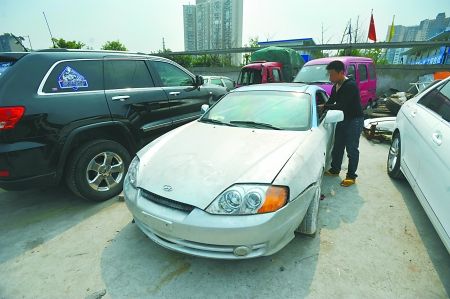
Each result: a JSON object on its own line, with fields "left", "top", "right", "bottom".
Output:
{"left": 152, "top": 61, "right": 194, "bottom": 87}
{"left": 368, "top": 64, "right": 376, "bottom": 80}
{"left": 358, "top": 64, "right": 368, "bottom": 82}
{"left": 347, "top": 64, "right": 356, "bottom": 79}
{"left": 105, "top": 60, "right": 154, "bottom": 89}
{"left": 42, "top": 60, "right": 103, "bottom": 93}
{"left": 418, "top": 81, "right": 450, "bottom": 122}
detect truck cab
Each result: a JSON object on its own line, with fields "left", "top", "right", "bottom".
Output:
{"left": 237, "top": 61, "right": 283, "bottom": 87}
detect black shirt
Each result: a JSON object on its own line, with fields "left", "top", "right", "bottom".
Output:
{"left": 325, "top": 78, "right": 363, "bottom": 120}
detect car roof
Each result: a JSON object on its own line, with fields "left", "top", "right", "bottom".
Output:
{"left": 305, "top": 56, "right": 373, "bottom": 65}
{"left": 3, "top": 49, "right": 167, "bottom": 61}
{"left": 232, "top": 83, "right": 317, "bottom": 94}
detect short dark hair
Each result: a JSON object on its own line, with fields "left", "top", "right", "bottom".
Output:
{"left": 326, "top": 60, "right": 345, "bottom": 73}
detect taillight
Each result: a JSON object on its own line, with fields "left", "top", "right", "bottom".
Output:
{"left": 0, "top": 170, "right": 9, "bottom": 177}
{"left": 0, "top": 106, "right": 25, "bottom": 130}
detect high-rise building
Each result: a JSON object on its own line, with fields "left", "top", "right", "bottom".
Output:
{"left": 385, "top": 13, "right": 450, "bottom": 64}
{"left": 183, "top": 0, "right": 243, "bottom": 65}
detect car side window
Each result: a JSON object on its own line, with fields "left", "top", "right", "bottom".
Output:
{"left": 368, "top": 64, "right": 376, "bottom": 80}
{"left": 418, "top": 81, "right": 450, "bottom": 122}
{"left": 42, "top": 60, "right": 103, "bottom": 93}
{"left": 152, "top": 61, "right": 194, "bottom": 87}
{"left": 358, "top": 64, "right": 368, "bottom": 82}
{"left": 223, "top": 79, "right": 234, "bottom": 90}
{"left": 316, "top": 91, "right": 328, "bottom": 122}
{"left": 346, "top": 64, "right": 356, "bottom": 80}
{"left": 211, "top": 78, "right": 224, "bottom": 86}
{"left": 104, "top": 60, "right": 154, "bottom": 90}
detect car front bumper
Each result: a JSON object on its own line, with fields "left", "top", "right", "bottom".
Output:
{"left": 124, "top": 186, "right": 316, "bottom": 259}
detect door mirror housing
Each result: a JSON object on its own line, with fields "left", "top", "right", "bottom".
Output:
{"left": 324, "top": 110, "right": 344, "bottom": 124}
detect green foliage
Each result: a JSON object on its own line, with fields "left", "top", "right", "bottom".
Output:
{"left": 337, "top": 48, "right": 388, "bottom": 65}
{"left": 101, "top": 40, "right": 127, "bottom": 51}
{"left": 52, "top": 38, "right": 85, "bottom": 49}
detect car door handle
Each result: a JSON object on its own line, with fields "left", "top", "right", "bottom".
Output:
{"left": 169, "top": 92, "right": 181, "bottom": 96}
{"left": 432, "top": 132, "right": 442, "bottom": 146}
{"left": 111, "top": 95, "right": 130, "bottom": 102}
{"left": 410, "top": 110, "right": 417, "bottom": 117}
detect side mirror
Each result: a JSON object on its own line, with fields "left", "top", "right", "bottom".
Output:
{"left": 195, "top": 75, "right": 204, "bottom": 87}
{"left": 324, "top": 110, "right": 344, "bottom": 124}
{"left": 201, "top": 104, "right": 209, "bottom": 114}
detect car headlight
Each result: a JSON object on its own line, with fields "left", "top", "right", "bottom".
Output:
{"left": 124, "top": 156, "right": 140, "bottom": 202}
{"left": 206, "top": 184, "right": 289, "bottom": 215}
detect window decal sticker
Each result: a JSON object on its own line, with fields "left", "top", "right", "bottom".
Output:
{"left": 58, "top": 66, "right": 88, "bottom": 91}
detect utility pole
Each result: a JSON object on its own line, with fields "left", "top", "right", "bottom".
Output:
{"left": 162, "top": 38, "right": 166, "bottom": 52}
{"left": 354, "top": 16, "right": 360, "bottom": 43}
{"left": 43, "top": 12, "right": 56, "bottom": 48}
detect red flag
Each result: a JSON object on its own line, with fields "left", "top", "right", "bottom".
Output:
{"left": 368, "top": 13, "right": 377, "bottom": 42}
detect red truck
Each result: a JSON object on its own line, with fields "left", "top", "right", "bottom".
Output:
{"left": 237, "top": 46, "right": 304, "bottom": 87}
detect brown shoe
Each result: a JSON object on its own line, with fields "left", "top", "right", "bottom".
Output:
{"left": 340, "top": 178, "right": 356, "bottom": 187}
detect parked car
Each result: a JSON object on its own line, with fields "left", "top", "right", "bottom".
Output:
{"left": 387, "top": 76, "right": 450, "bottom": 253}
{"left": 123, "top": 83, "right": 344, "bottom": 259}
{"left": 0, "top": 49, "right": 227, "bottom": 201}
{"left": 203, "top": 75, "right": 236, "bottom": 92}
{"left": 294, "top": 56, "right": 377, "bottom": 108}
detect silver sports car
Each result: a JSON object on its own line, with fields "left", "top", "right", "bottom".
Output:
{"left": 124, "top": 83, "right": 343, "bottom": 259}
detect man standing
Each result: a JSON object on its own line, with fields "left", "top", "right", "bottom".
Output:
{"left": 323, "top": 60, "right": 364, "bottom": 187}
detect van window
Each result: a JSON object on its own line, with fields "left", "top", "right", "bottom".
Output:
{"left": 368, "top": 64, "right": 376, "bottom": 80}
{"left": 42, "top": 60, "right": 103, "bottom": 93}
{"left": 346, "top": 64, "right": 356, "bottom": 79}
{"left": 105, "top": 60, "right": 154, "bottom": 90}
{"left": 359, "top": 64, "right": 368, "bottom": 82}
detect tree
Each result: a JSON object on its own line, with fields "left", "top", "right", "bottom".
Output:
{"left": 52, "top": 38, "right": 85, "bottom": 49}
{"left": 101, "top": 40, "right": 127, "bottom": 51}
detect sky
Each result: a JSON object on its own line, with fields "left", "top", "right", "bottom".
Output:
{"left": 1, "top": 0, "right": 449, "bottom": 52}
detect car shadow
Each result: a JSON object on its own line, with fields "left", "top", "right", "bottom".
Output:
{"left": 0, "top": 186, "right": 116, "bottom": 264}
{"left": 100, "top": 220, "right": 321, "bottom": 299}
{"left": 390, "top": 179, "right": 450, "bottom": 296}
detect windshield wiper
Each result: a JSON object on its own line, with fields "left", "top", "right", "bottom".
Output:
{"left": 199, "top": 118, "right": 236, "bottom": 127}
{"left": 230, "top": 120, "right": 282, "bottom": 130}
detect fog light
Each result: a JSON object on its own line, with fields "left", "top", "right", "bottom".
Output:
{"left": 234, "top": 246, "right": 251, "bottom": 257}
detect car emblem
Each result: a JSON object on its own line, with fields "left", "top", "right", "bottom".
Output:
{"left": 163, "top": 185, "right": 173, "bottom": 192}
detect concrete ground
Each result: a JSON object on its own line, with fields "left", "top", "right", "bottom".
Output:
{"left": 0, "top": 138, "right": 449, "bottom": 299}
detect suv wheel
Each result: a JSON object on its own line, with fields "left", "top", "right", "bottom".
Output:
{"left": 66, "top": 140, "right": 131, "bottom": 201}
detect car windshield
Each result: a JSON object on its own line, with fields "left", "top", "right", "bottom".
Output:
{"left": 294, "top": 64, "right": 330, "bottom": 84}
{"left": 238, "top": 69, "right": 262, "bottom": 86}
{"left": 201, "top": 90, "right": 311, "bottom": 131}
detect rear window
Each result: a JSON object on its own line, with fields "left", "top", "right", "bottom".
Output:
{"left": 42, "top": 60, "right": 103, "bottom": 93}
{"left": 359, "top": 64, "right": 368, "bottom": 82}
{"left": 0, "top": 61, "right": 15, "bottom": 77}
{"left": 368, "top": 64, "right": 376, "bottom": 80}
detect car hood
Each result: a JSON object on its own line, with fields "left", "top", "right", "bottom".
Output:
{"left": 137, "top": 121, "right": 311, "bottom": 209}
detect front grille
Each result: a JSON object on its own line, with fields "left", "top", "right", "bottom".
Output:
{"left": 140, "top": 189, "right": 195, "bottom": 212}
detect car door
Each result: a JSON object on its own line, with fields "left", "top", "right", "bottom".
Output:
{"left": 149, "top": 60, "right": 211, "bottom": 128}
{"left": 357, "top": 63, "right": 369, "bottom": 107}
{"left": 315, "top": 90, "right": 335, "bottom": 166}
{"left": 413, "top": 80, "right": 450, "bottom": 241}
{"left": 104, "top": 58, "right": 171, "bottom": 146}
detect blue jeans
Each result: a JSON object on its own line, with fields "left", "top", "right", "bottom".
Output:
{"left": 330, "top": 117, "right": 364, "bottom": 179}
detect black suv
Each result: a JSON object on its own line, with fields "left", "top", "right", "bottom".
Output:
{"left": 0, "top": 49, "right": 227, "bottom": 201}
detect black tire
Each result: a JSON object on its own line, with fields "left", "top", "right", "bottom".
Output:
{"left": 65, "top": 140, "right": 131, "bottom": 201}
{"left": 387, "top": 133, "right": 404, "bottom": 179}
{"left": 296, "top": 180, "right": 321, "bottom": 237}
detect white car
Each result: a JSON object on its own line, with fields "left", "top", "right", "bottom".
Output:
{"left": 203, "top": 75, "right": 236, "bottom": 91}
{"left": 387, "top": 77, "right": 450, "bottom": 253}
{"left": 124, "top": 83, "right": 343, "bottom": 259}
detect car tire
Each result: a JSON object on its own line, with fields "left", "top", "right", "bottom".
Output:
{"left": 387, "top": 132, "right": 404, "bottom": 179}
{"left": 65, "top": 140, "right": 131, "bottom": 201}
{"left": 296, "top": 183, "right": 321, "bottom": 237}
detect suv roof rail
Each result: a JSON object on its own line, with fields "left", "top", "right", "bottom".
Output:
{"left": 34, "top": 48, "right": 153, "bottom": 56}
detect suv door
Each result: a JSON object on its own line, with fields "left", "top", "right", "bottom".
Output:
{"left": 149, "top": 60, "right": 211, "bottom": 128}
{"left": 104, "top": 59, "right": 171, "bottom": 146}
